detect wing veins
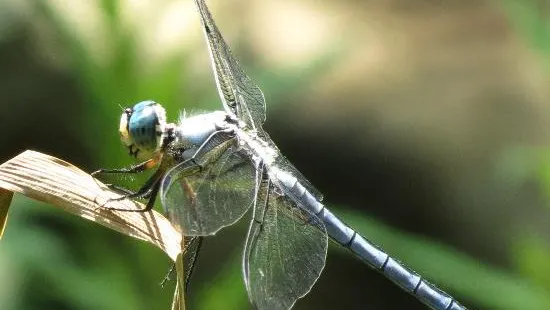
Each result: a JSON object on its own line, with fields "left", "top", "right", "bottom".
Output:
{"left": 195, "top": 0, "right": 266, "bottom": 131}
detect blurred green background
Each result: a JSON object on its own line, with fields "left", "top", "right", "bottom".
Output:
{"left": 1, "top": 0, "right": 550, "bottom": 309}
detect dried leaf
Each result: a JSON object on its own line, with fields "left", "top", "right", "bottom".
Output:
{"left": 0, "top": 188, "right": 13, "bottom": 239}
{"left": 0, "top": 150, "right": 184, "bottom": 259}
{"left": 0, "top": 150, "right": 188, "bottom": 308}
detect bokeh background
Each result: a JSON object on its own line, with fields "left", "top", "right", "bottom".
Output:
{"left": 1, "top": 0, "right": 550, "bottom": 309}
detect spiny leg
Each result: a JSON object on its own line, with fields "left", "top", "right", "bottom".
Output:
{"left": 160, "top": 237, "right": 204, "bottom": 294}
{"left": 99, "top": 168, "right": 164, "bottom": 212}
{"left": 160, "top": 263, "right": 176, "bottom": 288}
{"left": 103, "top": 183, "right": 136, "bottom": 196}
{"left": 91, "top": 157, "right": 159, "bottom": 176}
{"left": 92, "top": 157, "right": 161, "bottom": 194}
{"left": 183, "top": 237, "right": 203, "bottom": 292}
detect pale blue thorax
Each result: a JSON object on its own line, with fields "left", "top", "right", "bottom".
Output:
{"left": 173, "top": 110, "right": 228, "bottom": 158}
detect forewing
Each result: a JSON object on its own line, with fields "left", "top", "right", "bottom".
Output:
{"left": 243, "top": 177, "right": 328, "bottom": 310}
{"left": 161, "top": 141, "right": 256, "bottom": 236}
{"left": 194, "top": 0, "right": 267, "bottom": 131}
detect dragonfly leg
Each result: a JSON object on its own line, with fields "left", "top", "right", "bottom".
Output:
{"left": 98, "top": 168, "right": 164, "bottom": 212}
{"left": 183, "top": 237, "right": 203, "bottom": 293}
{"left": 160, "top": 263, "right": 176, "bottom": 288}
{"left": 160, "top": 236, "right": 203, "bottom": 293}
{"left": 103, "top": 183, "right": 136, "bottom": 196}
{"left": 91, "top": 157, "right": 159, "bottom": 176}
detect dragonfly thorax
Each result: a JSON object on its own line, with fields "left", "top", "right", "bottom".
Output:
{"left": 172, "top": 110, "right": 229, "bottom": 157}
{"left": 119, "top": 100, "right": 168, "bottom": 161}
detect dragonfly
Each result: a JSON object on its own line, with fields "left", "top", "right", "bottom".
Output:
{"left": 93, "top": 0, "right": 468, "bottom": 309}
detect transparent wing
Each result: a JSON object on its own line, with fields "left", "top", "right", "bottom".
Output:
{"left": 243, "top": 172, "right": 328, "bottom": 310}
{"left": 193, "top": 0, "right": 322, "bottom": 201}
{"left": 194, "top": 0, "right": 266, "bottom": 131}
{"left": 161, "top": 139, "right": 256, "bottom": 236}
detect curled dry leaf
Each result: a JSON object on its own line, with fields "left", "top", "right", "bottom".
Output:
{"left": 0, "top": 150, "right": 187, "bottom": 310}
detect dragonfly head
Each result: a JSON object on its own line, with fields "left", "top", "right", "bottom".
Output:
{"left": 119, "top": 100, "right": 168, "bottom": 160}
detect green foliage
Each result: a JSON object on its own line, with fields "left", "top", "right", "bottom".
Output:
{"left": 501, "top": 0, "right": 550, "bottom": 72}
{"left": 500, "top": 1, "right": 550, "bottom": 309}
{"left": 194, "top": 252, "right": 248, "bottom": 310}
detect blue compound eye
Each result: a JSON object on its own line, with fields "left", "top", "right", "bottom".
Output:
{"left": 119, "top": 100, "right": 167, "bottom": 159}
